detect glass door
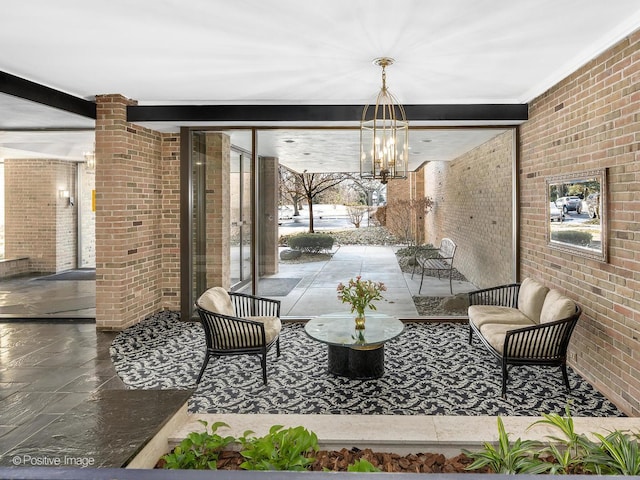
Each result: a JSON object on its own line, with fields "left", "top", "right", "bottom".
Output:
{"left": 182, "top": 130, "right": 255, "bottom": 320}
{"left": 230, "top": 148, "right": 253, "bottom": 289}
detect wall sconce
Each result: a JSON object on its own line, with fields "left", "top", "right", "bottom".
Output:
{"left": 59, "top": 189, "right": 74, "bottom": 206}
{"left": 84, "top": 150, "right": 96, "bottom": 170}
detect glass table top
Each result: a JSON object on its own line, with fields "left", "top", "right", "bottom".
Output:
{"left": 304, "top": 313, "right": 405, "bottom": 347}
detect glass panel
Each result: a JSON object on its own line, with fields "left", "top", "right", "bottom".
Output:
{"left": 0, "top": 161, "right": 4, "bottom": 259}
{"left": 229, "top": 147, "right": 253, "bottom": 288}
{"left": 189, "top": 131, "right": 254, "bottom": 312}
{"left": 241, "top": 151, "right": 253, "bottom": 282}
{"left": 191, "top": 132, "right": 207, "bottom": 307}
{"left": 229, "top": 150, "right": 241, "bottom": 285}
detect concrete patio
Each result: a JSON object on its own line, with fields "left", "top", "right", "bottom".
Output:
{"left": 274, "top": 244, "right": 477, "bottom": 318}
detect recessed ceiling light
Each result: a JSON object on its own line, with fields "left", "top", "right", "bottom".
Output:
{"left": 422, "top": 139, "right": 432, "bottom": 143}
{"left": 284, "top": 139, "right": 295, "bottom": 143}
{"left": 303, "top": 153, "right": 311, "bottom": 155}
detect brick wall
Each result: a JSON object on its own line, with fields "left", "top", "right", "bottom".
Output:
{"left": 519, "top": 29, "right": 640, "bottom": 415}
{"left": 5, "top": 158, "right": 77, "bottom": 273}
{"left": 161, "top": 132, "right": 181, "bottom": 310}
{"left": 425, "top": 130, "right": 515, "bottom": 288}
{"left": 95, "top": 94, "right": 165, "bottom": 330}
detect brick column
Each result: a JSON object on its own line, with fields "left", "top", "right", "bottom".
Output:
{"left": 204, "top": 132, "right": 231, "bottom": 289}
{"left": 259, "top": 156, "right": 279, "bottom": 275}
{"left": 95, "top": 94, "right": 164, "bottom": 330}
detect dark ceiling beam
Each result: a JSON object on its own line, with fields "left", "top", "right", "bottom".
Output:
{"left": 0, "top": 71, "right": 96, "bottom": 119}
{"left": 127, "top": 104, "right": 528, "bottom": 123}
{"left": 0, "top": 71, "right": 528, "bottom": 123}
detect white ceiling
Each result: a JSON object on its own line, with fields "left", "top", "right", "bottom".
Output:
{"left": 2, "top": 0, "right": 640, "bottom": 171}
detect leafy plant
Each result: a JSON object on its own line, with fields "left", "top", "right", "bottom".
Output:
{"left": 582, "top": 430, "right": 640, "bottom": 475}
{"left": 528, "top": 403, "right": 594, "bottom": 474}
{"left": 347, "top": 458, "right": 381, "bottom": 472}
{"left": 162, "top": 420, "right": 234, "bottom": 470}
{"left": 464, "top": 417, "right": 551, "bottom": 474}
{"left": 239, "top": 425, "right": 319, "bottom": 471}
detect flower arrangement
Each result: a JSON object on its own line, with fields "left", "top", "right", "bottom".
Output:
{"left": 336, "top": 276, "right": 386, "bottom": 317}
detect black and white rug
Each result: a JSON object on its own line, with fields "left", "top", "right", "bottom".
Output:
{"left": 110, "top": 311, "right": 624, "bottom": 417}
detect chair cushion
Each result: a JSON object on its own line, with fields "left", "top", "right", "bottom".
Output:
{"left": 245, "top": 316, "right": 282, "bottom": 344}
{"left": 469, "top": 305, "right": 536, "bottom": 330}
{"left": 477, "top": 323, "right": 510, "bottom": 354}
{"left": 197, "top": 287, "right": 235, "bottom": 316}
{"left": 539, "top": 289, "right": 576, "bottom": 324}
{"left": 517, "top": 278, "right": 549, "bottom": 324}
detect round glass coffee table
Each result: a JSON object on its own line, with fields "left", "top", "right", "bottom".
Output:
{"left": 304, "top": 313, "right": 405, "bottom": 379}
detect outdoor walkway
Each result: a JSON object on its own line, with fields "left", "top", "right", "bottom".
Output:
{"left": 0, "top": 245, "right": 477, "bottom": 320}
{"left": 274, "top": 245, "right": 477, "bottom": 318}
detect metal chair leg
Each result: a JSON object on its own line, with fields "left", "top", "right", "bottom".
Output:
{"left": 196, "top": 353, "right": 210, "bottom": 384}
{"left": 261, "top": 355, "right": 268, "bottom": 384}
{"left": 561, "top": 363, "right": 571, "bottom": 391}
{"left": 501, "top": 360, "right": 508, "bottom": 398}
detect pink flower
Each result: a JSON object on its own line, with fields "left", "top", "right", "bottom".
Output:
{"left": 336, "top": 277, "right": 386, "bottom": 314}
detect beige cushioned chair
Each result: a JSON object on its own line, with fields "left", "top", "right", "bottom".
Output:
{"left": 195, "top": 287, "right": 281, "bottom": 384}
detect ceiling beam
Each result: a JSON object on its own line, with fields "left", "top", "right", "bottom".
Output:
{"left": 0, "top": 71, "right": 96, "bottom": 119}
{"left": 0, "top": 72, "right": 528, "bottom": 123}
{"left": 127, "top": 104, "right": 528, "bottom": 123}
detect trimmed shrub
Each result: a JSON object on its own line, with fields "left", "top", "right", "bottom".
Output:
{"left": 287, "top": 233, "right": 334, "bottom": 253}
{"left": 551, "top": 230, "right": 593, "bottom": 247}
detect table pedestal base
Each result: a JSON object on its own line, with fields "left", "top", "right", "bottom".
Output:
{"left": 327, "top": 344, "right": 384, "bottom": 379}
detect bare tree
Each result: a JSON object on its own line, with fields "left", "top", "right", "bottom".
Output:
{"left": 279, "top": 167, "right": 305, "bottom": 216}
{"left": 347, "top": 176, "right": 386, "bottom": 206}
{"left": 346, "top": 205, "right": 370, "bottom": 228}
{"left": 386, "top": 196, "right": 434, "bottom": 245}
{"left": 280, "top": 166, "right": 348, "bottom": 232}
{"left": 298, "top": 171, "right": 348, "bottom": 232}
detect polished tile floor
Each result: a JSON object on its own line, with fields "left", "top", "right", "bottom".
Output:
{"left": 0, "top": 273, "right": 96, "bottom": 320}
{"left": 0, "top": 321, "right": 190, "bottom": 467}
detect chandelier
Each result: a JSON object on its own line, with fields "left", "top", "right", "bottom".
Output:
{"left": 360, "top": 57, "right": 408, "bottom": 184}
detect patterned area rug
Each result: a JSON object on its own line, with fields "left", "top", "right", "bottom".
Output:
{"left": 110, "top": 311, "right": 623, "bottom": 417}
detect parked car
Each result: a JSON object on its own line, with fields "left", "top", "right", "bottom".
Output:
{"left": 586, "top": 192, "right": 600, "bottom": 218}
{"left": 549, "top": 202, "right": 564, "bottom": 222}
{"left": 555, "top": 196, "right": 582, "bottom": 214}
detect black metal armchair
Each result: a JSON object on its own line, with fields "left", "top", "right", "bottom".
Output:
{"left": 195, "top": 287, "right": 281, "bottom": 385}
